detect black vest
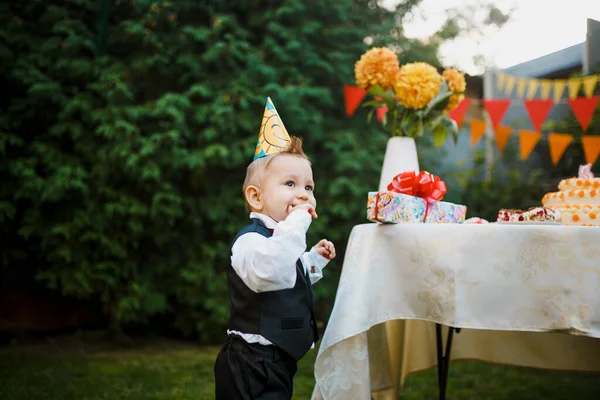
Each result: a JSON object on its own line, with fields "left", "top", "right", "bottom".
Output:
{"left": 227, "top": 218, "right": 319, "bottom": 361}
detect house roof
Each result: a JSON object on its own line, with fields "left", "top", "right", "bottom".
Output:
{"left": 502, "top": 43, "right": 584, "bottom": 78}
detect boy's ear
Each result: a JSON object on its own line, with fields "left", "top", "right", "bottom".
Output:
{"left": 244, "top": 185, "right": 263, "bottom": 211}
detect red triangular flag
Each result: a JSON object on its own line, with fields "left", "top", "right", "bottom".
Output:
{"left": 523, "top": 99, "right": 554, "bottom": 131}
{"left": 483, "top": 99, "right": 511, "bottom": 129}
{"left": 568, "top": 96, "right": 599, "bottom": 132}
{"left": 344, "top": 85, "right": 367, "bottom": 116}
{"left": 449, "top": 98, "right": 472, "bottom": 128}
{"left": 376, "top": 105, "right": 388, "bottom": 121}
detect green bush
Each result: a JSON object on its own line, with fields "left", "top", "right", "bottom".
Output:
{"left": 0, "top": 0, "right": 429, "bottom": 341}
{"left": 2, "top": 0, "right": 519, "bottom": 342}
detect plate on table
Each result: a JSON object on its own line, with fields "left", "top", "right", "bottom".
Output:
{"left": 495, "top": 221, "right": 563, "bottom": 226}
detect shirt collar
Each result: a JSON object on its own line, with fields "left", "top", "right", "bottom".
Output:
{"left": 249, "top": 212, "right": 278, "bottom": 230}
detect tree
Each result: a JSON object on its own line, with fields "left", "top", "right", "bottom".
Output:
{"left": 0, "top": 0, "right": 497, "bottom": 341}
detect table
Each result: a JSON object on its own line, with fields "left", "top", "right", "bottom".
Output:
{"left": 311, "top": 223, "right": 600, "bottom": 400}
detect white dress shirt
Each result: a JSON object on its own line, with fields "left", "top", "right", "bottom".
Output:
{"left": 227, "top": 210, "right": 330, "bottom": 346}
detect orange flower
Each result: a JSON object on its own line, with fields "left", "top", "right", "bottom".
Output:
{"left": 442, "top": 68, "right": 466, "bottom": 111}
{"left": 354, "top": 47, "right": 400, "bottom": 90}
{"left": 394, "top": 62, "right": 441, "bottom": 109}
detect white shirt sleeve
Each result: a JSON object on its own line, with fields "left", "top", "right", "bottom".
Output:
{"left": 230, "top": 210, "right": 312, "bottom": 292}
{"left": 300, "top": 248, "right": 330, "bottom": 284}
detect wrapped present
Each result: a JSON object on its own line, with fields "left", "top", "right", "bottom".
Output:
{"left": 366, "top": 171, "right": 467, "bottom": 224}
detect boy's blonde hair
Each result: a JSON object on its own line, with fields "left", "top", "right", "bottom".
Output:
{"left": 242, "top": 136, "right": 310, "bottom": 212}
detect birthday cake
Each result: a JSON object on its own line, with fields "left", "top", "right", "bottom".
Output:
{"left": 541, "top": 164, "right": 600, "bottom": 226}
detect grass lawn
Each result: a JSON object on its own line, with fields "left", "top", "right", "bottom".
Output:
{"left": 1, "top": 337, "right": 600, "bottom": 399}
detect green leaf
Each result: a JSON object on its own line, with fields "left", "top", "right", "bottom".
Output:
{"left": 361, "top": 99, "right": 385, "bottom": 108}
{"left": 367, "top": 108, "right": 375, "bottom": 123}
{"left": 424, "top": 110, "right": 445, "bottom": 129}
{"left": 415, "top": 117, "right": 424, "bottom": 137}
{"left": 380, "top": 88, "right": 397, "bottom": 109}
{"left": 441, "top": 117, "right": 460, "bottom": 145}
{"left": 433, "top": 123, "right": 447, "bottom": 148}
{"left": 367, "top": 85, "right": 386, "bottom": 98}
{"left": 427, "top": 80, "right": 453, "bottom": 112}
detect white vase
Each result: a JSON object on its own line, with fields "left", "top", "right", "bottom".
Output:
{"left": 378, "top": 136, "right": 420, "bottom": 192}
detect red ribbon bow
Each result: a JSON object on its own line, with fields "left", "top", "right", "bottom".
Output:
{"left": 387, "top": 170, "right": 447, "bottom": 203}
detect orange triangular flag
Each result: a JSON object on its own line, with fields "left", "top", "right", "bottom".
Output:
{"left": 519, "top": 130, "right": 542, "bottom": 160}
{"left": 548, "top": 132, "right": 573, "bottom": 165}
{"left": 523, "top": 99, "right": 554, "bottom": 131}
{"left": 553, "top": 80, "right": 566, "bottom": 103}
{"left": 568, "top": 78, "right": 581, "bottom": 99}
{"left": 568, "top": 96, "right": 599, "bottom": 132}
{"left": 494, "top": 125, "right": 512, "bottom": 153}
{"left": 483, "top": 99, "right": 511, "bottom": 128}
{"left": 470, "top": 119, "right": 486, "bottom": 147}
{"left": 344, "top": 85, "right": 367, "bottom": 116}
{"left": 449, "top": 98, "right": 472, "bottom": 128}
{"left": 582, "top": 135, "right": 600, "bottom": 165}
{"left": 583, "top": 75, "right": 598, "bottom": 98}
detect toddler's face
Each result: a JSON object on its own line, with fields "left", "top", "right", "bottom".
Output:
{"left": 260, "top": 154, "right": 316, "bottom": 222}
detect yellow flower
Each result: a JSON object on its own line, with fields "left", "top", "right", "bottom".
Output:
{"left": 393, "top": 62, "right": 441, "bottom": 109}
{"left": 354, "top": 47, "right": 400, "bottom": 90}
{"left": 442, "top": 68, "right": 466, "bottom": 111}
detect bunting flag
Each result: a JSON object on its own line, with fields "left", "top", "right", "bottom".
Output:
{"left": 497, "top": 72, "right": 599, "bottom": 100}
{"left": 583, "top": 75, "right": 598, "bottom": 98}
{"left": 540, "top": 80, "right": 552, "bottom": 100}
{"left": 568, "top": 96, "right": 599, "bottom": 132}
{"left": 449, "top": 98, "right": 472, "bottom": 128}
{"left": 523, "top": 99, "right": 554, "bottom": 131}
{"left": 343, "top": 85, "right": 367, "bottom": 116}
{"left": 582, "top": 136, "right": 600, "bottom": 165}
{"left": 496, "top": 72, "right": 505, "bottom": 92}
{"left": 519, "top": 130, "right": 542, "bottom": 160}
{"left": 494, "top": 125, "right": 512, "bottom": 153}
{"left": 376, "top": 105, "right": 388, "bottom": 122}
{"left": 516, "top": 78, "right": 527, "bottom": 98}
{"left": 567, "top": 78, "right": 581, "bottom": 99}
{"left": 483, "top": 99, "right": 511, "bottom": 128}
{"left": 548, "top": 132, "right": 573, "bottom": 165}
{"left": 470, "top": 119, "right": 486, "bottom": 147}
{"left": 526, "top": 79, "right": 539, "bottom": 99}
{"left": 553, "top": 80, "right": 567, "bottom": 103}
{"left": 505, "top": 75, "right": 516, "bottom": 96}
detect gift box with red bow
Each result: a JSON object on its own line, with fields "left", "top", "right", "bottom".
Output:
{"left": 367, "top": 171, "right": 467, "bottom": 223}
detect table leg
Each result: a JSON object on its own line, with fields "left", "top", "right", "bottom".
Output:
{"left": 435, "top": 324, "right": 461, "bottom": 400}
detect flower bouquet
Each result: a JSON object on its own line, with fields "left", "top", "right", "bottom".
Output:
{"left": 354, "top": 47, "right": 466, "bottom": 147}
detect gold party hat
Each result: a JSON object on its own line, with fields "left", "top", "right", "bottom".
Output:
{"left": 253, "top": 97, "right": 291, "bottom": 160}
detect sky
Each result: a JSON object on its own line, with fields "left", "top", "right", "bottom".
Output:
{"left": 391, "top": 0, "right": 600, "bottom": 75}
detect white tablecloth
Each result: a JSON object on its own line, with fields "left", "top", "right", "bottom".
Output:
{"left": 311, "top": 223, "right": 600, "bottom": 400}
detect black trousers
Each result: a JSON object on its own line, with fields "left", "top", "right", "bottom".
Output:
{"left": 214, "top": 334, "right": 298, "bottom": 400}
